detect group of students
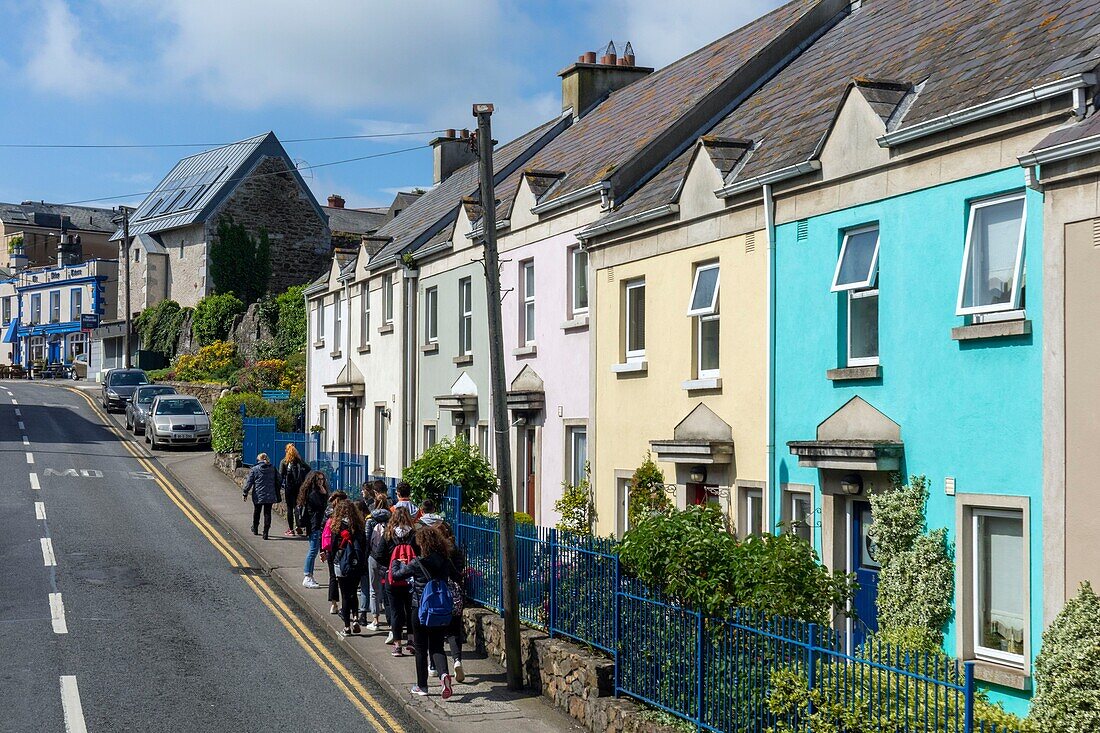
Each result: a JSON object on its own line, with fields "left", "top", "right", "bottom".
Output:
{"left": 246, "top": 444, "right": 466, "bottom": 699}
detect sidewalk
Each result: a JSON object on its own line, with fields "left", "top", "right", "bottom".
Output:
{"left": 156, "top": 448, "right": 583, "bottom": 733}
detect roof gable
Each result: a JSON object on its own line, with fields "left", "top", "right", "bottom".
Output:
{"left": 816, "top": 80, "right": 896, "bottom": 179}
{"left": 817, "top": 396, "right": 900, "bottom": 442}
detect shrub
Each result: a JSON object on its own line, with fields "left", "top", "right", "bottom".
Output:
{"left": 174, "top": 340, "right": 242, "bottom": 382}
{"left": 628, "top": 452, "right": 671, "bottom": 528}
{"left": 554, "top": 461, "right": 593, "bottom": 535}
{"left": 146, "top": 367, "right": 174, "bottom": 381}
{"left": 618, "top": 503, "right": 854, "bottom": 624}
{"left": 1031, "top": 581, "right": 1100, "bottom": 731}
{"left": 211, "top": 392, "right": 296, "bottom": 454}
{"left": 233, "top": 359, "right": 303, "bottom": 394}
{"left": 134, "top": 299, "right": 190, "bottom": 359}
{"left": 868, "top": 475, "right": 954, "bottom": 647}
{"left": 192, "top": 293, "right": 246, "bottom": 346}
{"left": 210, "top": 218, "right": 271, "bottom": 303}
{"left": 275, "top": 285, "right": 307, "bottom": 357}
{"left": 402, "top": 436, "right": 496, "bottom": 513}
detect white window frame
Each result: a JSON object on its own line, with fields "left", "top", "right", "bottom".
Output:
{"left": 382, "top": 276, "right": 394, "bottom": 325}
{"left": 847, "top": 288, "right": 879, "bottom": 367}
{"left": 521, "top": 260, "right": 535, "bottom": 345}
{"left": 425, "top": 286, "right": 438, "bottom": 344}
{"left": 478, "top": 423, "right": 490, "bottom": 458}
{"left": 31, "top": 293, "right": 41, "bottom": 323}
{"left": 567, "top": 426, "right": 587, "bottom": 488}
{"left": 570, "top": 246, "right": 588, "bottom": 315}
{"left": 459, "top": 277, "right": 473, "bottom": 355}
{"left": 359, "top": 283, "right": 370, "bottom": 348}
{"left": 625, "top": 279, "right": 646, "bottom": 362}
{"left": 697, "top": 314, "right": 720, "bottom": 378}
{"left": 314, "top": 300, "right": 325, "bottom": 345}
{"left": 49, "top": 290, "right": 61, "bottom": 323}
{"left": 332, "top": 292, "right": 342, "bottom": 352}
{"left": 1, "top": 296, "right": 10, "bottom": 325}
{"left": 318, "top": 407, "right": 329, "bottom": 449}
{"left": 739, "top": 486, "right": 764, "bottom": 538}
{"left": 972, "top": 507, "right": 1026, "bottom": 667}
{"left": 783, "top": 487, "right": 813, "bottom": 543}
{"left": 686, "top": 263, "right": 720, "bottom": 316}
{"left": 423, "top": 424, "right": 437, "bottom": 453}
{"left": 71, "top": 288, "right": 83, "bottom": 319}
{"left": 374, "top": 406, "right": 387, "bottom": 472}
{"left": 956, "top": 192, "right": 1027, "bottom": 316}
{"left": 831, "top": 225, "right": 880, "bottom": 292}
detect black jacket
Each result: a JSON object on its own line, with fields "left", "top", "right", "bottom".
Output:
{"left": 243, "top": 462, "right": 279, "bottom": 504}
{"left": 280, "top": 458, "right": 310, "bottom": 495}
{"left": 300, "top": 483, "right": 329, "bottom": 533}
{"left": 391, "top": 551, "right": 460, "bottom": 608}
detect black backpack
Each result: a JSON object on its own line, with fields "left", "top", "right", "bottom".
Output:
{"left": 284, "top": 461, "right": 309, "bottom": 491}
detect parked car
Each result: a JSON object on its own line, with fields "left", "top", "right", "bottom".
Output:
{"left": 145, "top": 395, "right": 211, "bottom": 450}
{"left": 125, "top": 385, "right": 178, "bottom": 434}
{"left": 101, "top": 368, "right": 149, "bottom": 411}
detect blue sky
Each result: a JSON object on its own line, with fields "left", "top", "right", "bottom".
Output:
{"left": 0, "top": 0, "right": 783, "bottom": 211}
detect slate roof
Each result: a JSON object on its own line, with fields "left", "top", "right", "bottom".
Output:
{"left": 699, "top": 137, "right": 754, "bottom": 179}
{"left": 1030, "top": 109, "right": 1100, "bottom": 152}
{"left": 324, "top": 206, "right": 388, "bottom": 236}
{"left": 0, "top": 201, "right": 116, "bottom": 232}
{"left": 114, "top": 131, "right": 324, "bottom": 240}
{"left": 367, "top": 115, "right": 571, "bottom": 267}
{"left": 593, "top": 0, "right": 1100, "bottom": 229}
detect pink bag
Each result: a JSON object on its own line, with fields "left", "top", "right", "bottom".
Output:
{"left": 321, "top": 518, "right": 335, "bottom": 553}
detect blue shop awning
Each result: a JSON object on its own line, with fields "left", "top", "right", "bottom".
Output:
{"left": 2, "top": 318, "right": 18, "bottom": 344}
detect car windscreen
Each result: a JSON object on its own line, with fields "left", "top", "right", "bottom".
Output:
{"left": 110, "top": 371, "right": 148, "bottom": 386}
{"left": 154, "top": 399, "right": 204, "bottom": 416}
{"left": 137, "top": 387, "right": 176, "bottom": 404}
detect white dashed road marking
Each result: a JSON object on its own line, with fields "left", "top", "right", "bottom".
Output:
{"left": 14, "top": 408, "right": 21, "bottom": 416}
{"left": 22, "top": 436, "right": 29, "bottom": 446}
{"left": 29, "top": 472, "right": 40, "bottom": 490}
{"left": 41, "top": 537, "right": 57, "bottom": 566}
{"left": 60, "top": 676, "right": 87, "bottom": 733}
{"left": 17, "top": 420, "right": 24, "bottom": 430}
{"left": 49, "top": 593, "right": 68, "bottom": 635}
{"left": 35, "top": 502, "right": 46, "bottom": 520}
{"left": 26, "top": 452, "right": 34, "bottom": 464}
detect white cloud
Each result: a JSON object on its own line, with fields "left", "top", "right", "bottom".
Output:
{"left": 25, "top": 0, "right": 124, "bottom": 97}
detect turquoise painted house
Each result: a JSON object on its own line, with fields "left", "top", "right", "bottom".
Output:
{"left": 772, "top": 167, "right": 1042, "bottom": 713}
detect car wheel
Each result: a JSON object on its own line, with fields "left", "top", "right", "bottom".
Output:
{"left": 150, "top": 433, "right": 158, "bottom": 450}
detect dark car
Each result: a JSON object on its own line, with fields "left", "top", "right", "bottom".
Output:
{"left": 125, "top": 384, "right": 178, "bottom": 434}
{"left": 145, "top": 395, "right": 211, "bottom": 450}
{"left": 101, "top": 368, "right": 149, "bottom": 412}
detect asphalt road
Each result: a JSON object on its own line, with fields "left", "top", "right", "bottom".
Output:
{"left": 0, "top": 381, "right": 420, "bottom": 733}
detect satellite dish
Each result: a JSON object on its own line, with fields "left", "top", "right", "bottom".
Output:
{"left": 294, "top": 158, "right": 313, "bottom": 180}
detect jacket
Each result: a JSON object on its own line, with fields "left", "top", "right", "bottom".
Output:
{"left": 300, "top": 480, "right": 328, "bottom": 533}
{"left": 280, "top": 458, "right": 310, "bottom": 495}
{"left": 381, "top": 525, "right": 416, "bottom": 573}
{"left": 366, "top": 508, "right": 391, "bottom": 563}
{"left": 243, "top": 461, "right": 279, "bottom": 504}
{"left": 391, "top": 551, "right": 460, "bottom": 608}
{"left": 332, "top": 521, "right": 367, "bottom": 578}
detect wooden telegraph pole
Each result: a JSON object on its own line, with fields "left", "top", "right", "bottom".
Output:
{"left": 472, "top": 102, "right": 523, "bottom": 689}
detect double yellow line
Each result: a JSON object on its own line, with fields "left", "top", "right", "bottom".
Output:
{"left": 67, "top": 387, "right": 404, "bottom": 732}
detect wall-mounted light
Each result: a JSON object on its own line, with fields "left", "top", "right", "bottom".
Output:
{"left": 840, "top": 474, "right": 863, "bottom": 495}
{"left": 453, "top": 411, "right": 466, "bottom": 426}
{"left": 689, "top": 465, "right": 707, "bottom": 484}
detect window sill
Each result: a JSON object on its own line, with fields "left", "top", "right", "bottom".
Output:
{"left": 561, "top": 314, "right": 589, "bottom": 331}
{"left": 378, "top": 323, "right": 394, "bottom": 335}
{"left": 313, "top": 341, "right": 325, "bottom": 349}
{"left": 329, "top": 351, "right": 342, "bottom": 359}
{"left": 970, "top": 659, "right": 1030, "bottom": 691}
{"left": 421, "top": 343, "right": 439, "bottom": 355}
{"left": 826, "top": 365, "right": 881, "bottom": 381}
{"left": 682, "top": 377, "right": 722, "bottom": 392}
{"left": 952, "top": 319, "right": 1031, "bottom": 341}
{"left": 357, "top": 345, "right": 371, "bottom": 354}
{"left": 512, "top": 344, "right": 537, "bottom": 357}
{"left": 611, "top": 360, "right": 647, "bottom": 375}
{"left": 453, "top": 354, "right": 473, "bottom": 366}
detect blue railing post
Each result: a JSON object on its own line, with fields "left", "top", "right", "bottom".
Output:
{"left": 613, "top": 554, "right": 621, "bottom": 698}
{"left": 695, "top": 609, "right": 705, "bottom": 730}
{"left": 807, "top": 622, "right": 818, "bottom": 718}
{"left": 963, "top": 660, "right": 975, "bottom": 733}
{"left": 239, "top": 403, "right": 246, "bottom": 418}
{"left": 548, "top": 527, "right": 558, "bottom": 637}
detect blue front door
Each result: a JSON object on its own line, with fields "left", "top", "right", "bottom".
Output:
{"left": 851, "top": 501, "right": 880, "bottom": 649}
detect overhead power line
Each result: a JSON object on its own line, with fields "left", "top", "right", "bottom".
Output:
{"left": 0, "top": 130, "right": 448, "bottom": 149}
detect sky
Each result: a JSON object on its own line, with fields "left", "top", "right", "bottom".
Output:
{"left": 0, "top": 0, "right": 785, "bottom": 211}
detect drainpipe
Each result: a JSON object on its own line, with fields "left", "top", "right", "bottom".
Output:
{"left": 763, "top": 184, "right": 777, "bottom": 532}
{"left": 400, "top": 262, "right": 419, "bottom": 473}
{"left": 343, "top": 279, "right": 352, "bottom": 453}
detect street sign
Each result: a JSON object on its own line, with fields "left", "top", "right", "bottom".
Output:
{"left": 80, "top": 313, "right": 99, "bottom": 330}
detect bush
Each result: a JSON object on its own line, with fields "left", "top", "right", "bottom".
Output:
{"left": 210, "top": 218, "right": 271, "bottom": 303}
{"left": 274, "top": 285, "right": 307, "bottom": 357}
{"left": 232, "top": 359, "right": 303, "bottom": 394}
{"left": 192, "top": 293, "right": 246, "bottom": 346}
{"left": 211, "top": 392, "right": 296, "bottom": 454}
{"left": 174, "top": 340, "right": 242, "bottom": 382}
{"left": 554, "top": 461, "right": 593, "bottom": 535}
{"left": 134, "top": 299, "right": 190, "bottom": 359}
{"left": 868, "top": 475, "right": 954, "bottom": 647}
{"left": 628, "top": 452, "right": 671, "bottom": 528}
{"left": 402, "top": 436, "right": 496, "bottom": 513}
{"left": 1031, "top": 581, "right": 1100, "bottom": 731}
{"left": 146, "top": 367, "right": 174, "bottom": 381}
{"left": 618, "top": 503, "right": 854, "bottom": 624}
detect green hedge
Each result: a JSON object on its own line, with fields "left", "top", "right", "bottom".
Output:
{"left": 192, "top": 293, "right": 246, "bottom": 346}
{"left": 211, "top": 392, "right": 296, "bottom": 454}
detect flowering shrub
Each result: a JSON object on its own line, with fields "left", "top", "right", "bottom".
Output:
{"left": 173, "top": 340, "right": 241, "bottom": 382}
{"left": 232, "top": 359, "right": 303, "bottom": 393}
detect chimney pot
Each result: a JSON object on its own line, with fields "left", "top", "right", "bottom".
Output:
{"left": 460, "top": 128, "right": 470, "bottom": 138}
{"left": 600, "top": 53, "right": 616, "bottom": 66}
{"left": 327, "top": 194, "right": 345, "bottom": 208}
{"left": 582, "top": 51, "right": 597, "bottom": 64}
{"left": 622, "top": 54, "right": 636, "bottom": 66}
{"left": 445, "top": 128, "right": 456, "bottom": 138}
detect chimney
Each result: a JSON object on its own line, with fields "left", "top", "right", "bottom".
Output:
{"left": 57, "top": 216, "right": 82, "bottom": 266}
{"left": 559, "top": 41, "right": 653, "bottom": 119}
{"left": 327, "top": 194, "right": 345, "bottom": 208}
{"left": 430, "top": 128, "right": 478, "bottom": 185}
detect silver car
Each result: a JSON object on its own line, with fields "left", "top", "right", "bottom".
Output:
{"left": 125, "top": 385, "right": 178, "bottom": 434}
{"left": 145, "top": 395, "right": 211, "bottom": 449}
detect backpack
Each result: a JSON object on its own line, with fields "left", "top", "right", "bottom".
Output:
{"left": 418, "top": 568, "right": 455, "bottom": 628}
{"left": 285, "top": 461, "right": 309, "bottom": 491}
{"left": 334, "top": 531, "right": 364, "bottom": 578}
{"left": 293, "top": 504, "right": 309, "bottom": 529}
{"left": 387, "top": 541, "right": 417, "bottom": 587}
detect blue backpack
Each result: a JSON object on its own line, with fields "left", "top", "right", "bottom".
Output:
{"left": 418, "top": 567, "right": 455, "bottom": 627}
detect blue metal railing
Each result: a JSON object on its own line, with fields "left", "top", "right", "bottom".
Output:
{"left": 442, "top": 486, "right": 1024, "bottom": 733}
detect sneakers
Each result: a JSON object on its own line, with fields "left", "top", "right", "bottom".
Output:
{"left": 391, "top": 643, "right": 404, "bottom": 657}
{"left": 405, "top": 644, "right": 415, "bottom": 655}
{"left": 352, "top": 622, "right": 361, "bottom": 634}
{"left": 329, "top": 603, "right": 339, "bottom": 615}
{"left": 366, "top": 621, "right": 379, "bottom": 632}
{"left": 340, "top": 627, "right": 351, "bottom": 637}
{"left": 441, "top": 673, "right": 454, "bottom": 700}
{"left": 453, "top": 660, "right": 465, "bottom": 683}
{"left": 303, "top": 576, "right": 321, "bottom": 589}
{"left": 410, "top": 686, "right": 428, "bottom": 697}
{"left": 428, "top": 665, "right": 437, "bottom": 678}
{"left": 384, "top": 631, "right": 394, "bottom": 644}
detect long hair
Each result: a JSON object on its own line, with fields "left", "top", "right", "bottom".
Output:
{"left": 296, "top": 470, "right": 329, "bottom": 507}
{"left": 283, "top": 443, "right": 301, "bottom": 466}
{"left": 331, "top": 499, "right": 364, "bottom": 536}
{"left": 416, "top": 523, "right": 453, "bottom": 558}
{"left": 385, "top": 506, "right": 414, "bottom": 541}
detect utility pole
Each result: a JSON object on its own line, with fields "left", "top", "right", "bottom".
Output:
{"left": 121, "top": 206, "right": 133, "bottom": 368}
{"left": 473, "top": 102, "right": 522, "bottom": 690}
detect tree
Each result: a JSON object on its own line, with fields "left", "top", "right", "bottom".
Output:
{"left": 554, "top": 461, "right": 593, "bottom": 535}
{"left": 134, "top": 299, "right": 190, "bottom": 359}
{"left": 401, "top": 436, "right": 497, "bottom": 513}
{"left": 191, "top": 293, "right": 246, "bottom": 346}
{"left": 210, "top": 218, "right": 271, "bottom": 303}
{"left": 1031, "top": 581, "right": 1100, "bottom": 732}
{"left": 628, "top": 452, "right": 671, "bottom": 528}
{"left": 274, "top": 285, "right": 307, "bottom": 356}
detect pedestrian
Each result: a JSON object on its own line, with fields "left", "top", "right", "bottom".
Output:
{"left": 437, "top": 520, "right": 467, "bottom": 683}
{"left": 394, "top": 481, "right": 419, "bottom": 517}
{"left": 330, "top": 499, "right": 367, "bottom": 636}
{"left": 358, "top": 493, "right": 391, "bottom": 631}
{"left": 279, "top": 444, "right": 310, "bottom": 537}
{"left": 416, "top": 499, "right": 444, "bottom": 530}
{"left": 391, "top": 524, "right": 461, "bottom": 699}
{"left": 298, "top": 471, "right": 329, "bottom": 589}
{"left": 321, "top": 492, "right": 348, "bottom": 614}
{"left": 242, "top": 453, "right": 280, "bottom": 540}
{"left": 382, "top": 506, "right": 416, "bottom": 654}
{"left": 372, "top": 479, "right": 393, "bottom": 511}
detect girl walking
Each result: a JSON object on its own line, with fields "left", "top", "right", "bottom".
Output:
{"left": 382, "top": 507, "right": 416, "bottom": 654}
{"left": 297, "top": 471, "right": 330, "bottom": 589}
{"left": 321, "top": 492, "right": 349, "bottom": 614}
{"left": 279, "top": 444, "right": 310, "bottom": 536}
{"left": 330, "top": 500, "right": 367, "bottom": 636}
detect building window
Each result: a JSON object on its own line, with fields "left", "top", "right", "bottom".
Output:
{"left": 359, "top": 283, "right": 370, "bottom": 348}
{"left": 30, "top": 293, "right": 41, "bottom": 324}
{"left": 68, "top": 333, "right": 87, "bottom": 361}
{"left": 133, "top": 248, "right": 140, "bottom": 262}
{"left": 782, "top": 487, "right": 813, "bottom": 543}
{"left": 973, "top": 508, "right": 1026, "bottom": 666}
{"left": 318, "top": 408, "right": 328, "bottom": 450}
{"left": 478, "top": 423, "right": 490, "bottom": 458}
{"left": 567, "top": 426, "right": 587, "bottom": 488}
{"left": 957, "top": 192, "right": 1026, "bottom": 316}
{"left": 570, "top": 246, "right": 588, "bottom": 315}
{"left": 314, "top": 300, "right": 325, "bottom": 345}
{"left": 687, "top": 261, "right": 721, "bottom": 378}
{"left": 382, "top": 276, "right": 394, "bottom": 325}
{"left": 521, "top": 260, "right": 535, "bottom": 345}
{"left": 424, "top": 286, "right": 438, "bottom": 344}
{"left": 332, "top": 292, "right": 342, "bottom": 352}
{"left": 374, "top": 406, "right": 387, "bottom": 472}
{"left": 625, "top": 279, "right": 645, "bottom": 361}
{"left": 71, "top": 288, "right": 83, "bottom": 319}
{"left": 423, "top": 424, "right": 437, "bottom": 453}
{"left": 459, "top": 277, "right": 473, "bottom": 355}
{"left": 49, "top": 290, "right": 61, "bottom": 323}
{"left": 832, "top": 226, "right": 880, "bottom": 367}
{"left": 738, "top": 485, "right": 764, "bottom": 538}
{"left": 30, "top": 336, "right": 46, "bottom": 362}
{"left": 2, "top": 296, "right": 11, "bottom": 325}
